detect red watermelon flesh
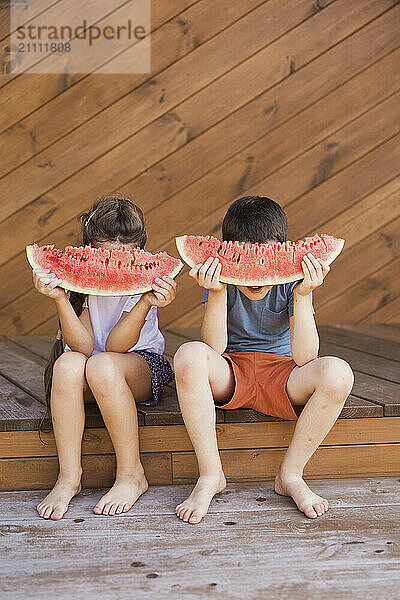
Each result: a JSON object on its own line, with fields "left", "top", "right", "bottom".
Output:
{"left": 175, "top": 234, "right": 344, "bottom": 285}
{"left": 26, "top": 243, "right": 183, "bottom": 296}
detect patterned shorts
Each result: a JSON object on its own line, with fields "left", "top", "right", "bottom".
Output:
{"left": 133, "top": 350, "right": 174, "bottom": 406}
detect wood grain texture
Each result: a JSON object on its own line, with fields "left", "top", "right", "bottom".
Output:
{"left": 0, "top": 1, "right": 399, "bottom": 333}
{"left": 1, "top": 416, "right": 398, "bottom": 458}
{"left": 1, "top": 477, "right": 399, "bottom": 516}
{"left": 0, "top": 451, "right": 172, "bottom": 490}
{"left": 1, "top": 479, "right": 400, "bottom": 599}
{"left": 172, "top": 444, "right": 400, "bottom": 483}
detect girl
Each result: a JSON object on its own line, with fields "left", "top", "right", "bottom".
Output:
{"left": 31, "top": 193, "right": 176, "bottom": 520}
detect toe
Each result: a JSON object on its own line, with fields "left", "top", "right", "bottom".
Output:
{"left": 314, "top": 503, "right": 323, "bottom": 516}
{"left": 182, "top": 509, "right": 191, "bottom": 522}
{"left": 189, "top": 510, "right": 203, "bottom": 524}
{"left": 51, "top": 505, "right": 65, "bottom": 520}
{"left": 43, "top": 506, "right": 53, "bottom": 519}
{"left": 108, "top": 503, "right": 117, "bottom": 516}
{"left": 51, "top": 511, "right": 64, "bottom": 520}
{"left": 115, "top": 503, "right": 124, "bottom": 514}
{"left": 304, "top": 505, "right": 318, "bottom": 518}
{"left": 180, "top": 507, "right": 189, "bottom": 520}
{"left": 177, "top": 507, "right": 186, "bottom": 521}
{"left": 93, "top": 498, "right": 106, "bottom": 514}
{"left": 103, "top": 503, "right": 113, "bottom": 516}
{"left": 123, "top": 504, "right": 130, "bottom": 513}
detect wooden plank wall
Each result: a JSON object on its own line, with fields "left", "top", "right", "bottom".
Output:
{"left": 0, "top": 0, "right": 399, "bottom": 336}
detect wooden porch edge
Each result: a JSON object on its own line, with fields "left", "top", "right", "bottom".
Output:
{"left": 0, "top": 416, "right": 399, "bottom": 458}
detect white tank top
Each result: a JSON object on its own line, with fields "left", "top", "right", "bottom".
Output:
{"left": 64, "top": 294, "right": 165, "bottom": 356}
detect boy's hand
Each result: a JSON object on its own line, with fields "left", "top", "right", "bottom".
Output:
{"left": 294, "top": 253, "right": 330, "bottom": 296}
{"left": 189, "top": 257, "right": 225, "bottom": 292}
{"left": 32, "top": 268, "right": 66, "bottom": 301}
{"left": 143, "top": 276, "right": 177, "bottom": 308}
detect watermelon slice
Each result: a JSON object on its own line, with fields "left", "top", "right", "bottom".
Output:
{"left": 26, "top": 243, "right": 183, "bottom": 296}
{"left": 175, "top": 233, "right": 344, "bottom": 285}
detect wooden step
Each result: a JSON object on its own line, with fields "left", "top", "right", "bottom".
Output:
{"left": 0, "top": 325, "right": 399, "bottom": 489}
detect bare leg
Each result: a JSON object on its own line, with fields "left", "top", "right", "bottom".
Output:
{"left": 86, "top": 352, "right": 151, "bottom": 516}
{"left": 173, "top": 342, "right": 235, "bottom": 524}
{"left": 37, "top": 352, "right": 88, "bottom": 520}
{"left": 274, "top": 356, "right": 354, "bottom": 518}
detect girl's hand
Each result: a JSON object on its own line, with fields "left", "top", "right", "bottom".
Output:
{"left": 294, "top": 253, "right": 330, "bottom": 296}
{"left": 144, "top": 275, "right": 177, "bottom": 308}
{"left": 189, "top": 257, "right": 225, "bottom": 292}
{"left": 32, "top": 268, "right": 66, "bottom": 301}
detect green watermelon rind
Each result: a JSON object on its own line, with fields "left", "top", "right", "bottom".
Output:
{"left": 26, "top": 244, "right": 184, "bottom": 296}
{"left": 175, "top": 235, "right": 345, "bottom": 286}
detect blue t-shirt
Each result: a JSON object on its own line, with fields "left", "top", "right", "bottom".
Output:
{"left": 202, "top": 284, "right": 314, "bottom": 357}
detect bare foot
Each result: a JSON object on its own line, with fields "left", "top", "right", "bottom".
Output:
{"left": 274, "top": 468, "right": 329, "bottom": 518}
{"left": 37, "top": 477, "right": 81, "bottom": 520}
{"left": 175, "top": 472, "right": 226, "bottom": 524}
{"left": 93, "top": 473, "right": 148, "bottom": 516}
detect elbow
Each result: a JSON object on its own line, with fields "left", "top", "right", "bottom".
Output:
{"left": 83, "top": 338, "right": 95, "bottom": 357}
{"left": 292, "top": 348, "right": 319, "bottom": 367}
{"left": 294, "top": 355, "right": 318, "bottom": 367}
{"left": 292, "top": 349, "right": 319, "bottom": 367}
{"left": 105, "top": 338, "right": 137, "bottom": 353}
{"left": 68, "top": 342, "right": 93, "bottom": 358}
{"left": 105, "top": 339, "right": 121, "bottom": 353}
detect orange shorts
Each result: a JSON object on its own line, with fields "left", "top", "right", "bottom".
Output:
{"left": 217, "top": 351, "right": 300, "bottom": 421}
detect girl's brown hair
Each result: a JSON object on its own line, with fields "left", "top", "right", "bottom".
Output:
{"left": 42, "top": 192, "right": 146, "bottom": 432}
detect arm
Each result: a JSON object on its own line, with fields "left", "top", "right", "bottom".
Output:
{"left": 290, "top": 253, "right": 330, "bottom": 366}
{"left": 201, "top": 287, "right": 227, "bottom": 354}
{"left": 32, "top": 268, "right": 94, "bottom": 356}
{"left": 289, "top": 293, "right": 319, "bottom": 366}
{"left": 190, "top": 257, "right": 227, "bottom": 354}
{"left": 106, "top": 276, "right": 177, "bottom": 353}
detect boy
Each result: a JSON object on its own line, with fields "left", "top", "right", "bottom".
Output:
{"left": 173, "top": 196, "right": 354, "bottom": 524}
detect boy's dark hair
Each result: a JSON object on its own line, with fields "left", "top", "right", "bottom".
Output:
{"left": 222, "top": 196, "right": 287, "bottom": 244}
{"left": 41, "top": 192, "right": 146, "bottom": 436}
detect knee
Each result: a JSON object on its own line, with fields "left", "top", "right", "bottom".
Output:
{"left": 173, "top": 341, "right": 211, "bottom": 379}
{"left": 316, "top": 357, "right": 354, "bottom": 398}
{"left": 52, "top": 351, "right": 87, "bottom": 383}
{"left": 85, "top": 353, "right": 120, "bottom": 388}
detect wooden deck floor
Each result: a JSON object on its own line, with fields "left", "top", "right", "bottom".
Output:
{"left": 1, "top": 477, "right": 399, "bottom": 599}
